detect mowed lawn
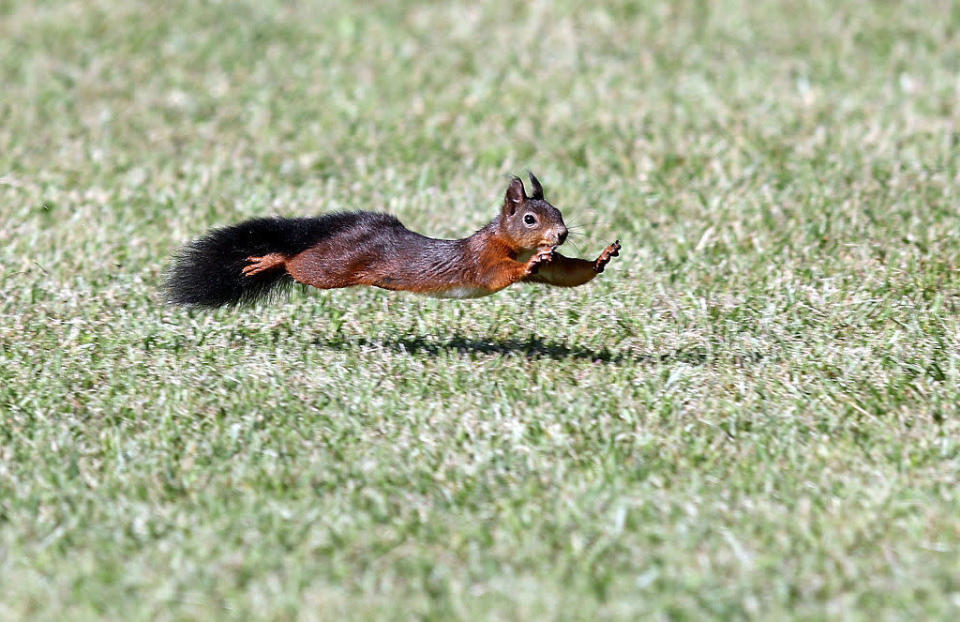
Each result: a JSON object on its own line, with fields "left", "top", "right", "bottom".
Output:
{"left": 2, "top": 0, "right": 959, "bottom": 619}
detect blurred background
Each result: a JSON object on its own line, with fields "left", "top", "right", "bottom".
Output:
{"left": 4, "top": 0, "right": 956, "bottom": 267}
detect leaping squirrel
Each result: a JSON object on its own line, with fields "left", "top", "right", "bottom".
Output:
{"left": 166, "top": 173, "right": 621, "bottom": 307}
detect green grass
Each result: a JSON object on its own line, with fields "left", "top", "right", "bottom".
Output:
{"left": 2, "top": 0, "right": 959, "bottom": 619}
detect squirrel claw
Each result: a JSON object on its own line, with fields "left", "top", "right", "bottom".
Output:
{"left": 594, "top": 240, "right": 621, "bottom": 273}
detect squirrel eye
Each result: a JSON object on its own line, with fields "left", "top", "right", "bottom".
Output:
{"left": 523, "top": 214, "right": 537, "bottom": 226}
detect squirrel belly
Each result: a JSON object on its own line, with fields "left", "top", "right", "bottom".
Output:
{"left": 427, "top": 285, "right": 497, "bottom": 299}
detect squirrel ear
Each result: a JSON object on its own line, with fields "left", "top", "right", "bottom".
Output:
{"left": 503, "top": 176, "right": 526, "bottom": 216}
{"left": 528, "top": 172, "right": 544, "bottom": 200}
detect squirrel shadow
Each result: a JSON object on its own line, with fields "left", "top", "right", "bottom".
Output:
{"left": 316, "top": 335, "right": 758, "bottom": 366}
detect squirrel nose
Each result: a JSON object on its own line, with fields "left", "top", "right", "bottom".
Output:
{"left": 557, "top": 229, "right": 568, "bottom": 245}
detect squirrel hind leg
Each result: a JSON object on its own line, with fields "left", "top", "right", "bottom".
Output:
{"left": 242, "top": 253, "right": 287, "bottom": 277}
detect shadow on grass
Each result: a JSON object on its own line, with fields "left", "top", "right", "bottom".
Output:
{"left": 315, "top": 335, "right": 761, "bottom": 365}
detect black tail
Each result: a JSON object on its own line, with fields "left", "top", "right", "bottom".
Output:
{"left": 165, "top": 214, "right": 358, "bottom": 307}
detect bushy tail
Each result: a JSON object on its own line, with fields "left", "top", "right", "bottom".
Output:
{"left": 166, "top": 216, "right": 334, "bottom": 307}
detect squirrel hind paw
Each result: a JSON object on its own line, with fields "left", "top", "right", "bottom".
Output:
{"left": 242, "top": 253, "right": 286, "bottom": 277}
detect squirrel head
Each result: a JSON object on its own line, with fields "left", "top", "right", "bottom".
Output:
{"left": 498, "top": 173, "right": 569, "bottom": 251}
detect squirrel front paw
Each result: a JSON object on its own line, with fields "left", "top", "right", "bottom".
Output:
{"left": 525, "top": 247, "right": 555, "bottom": 275}
{"left": 593, "top": 240, "right": 621, "bottom": 273}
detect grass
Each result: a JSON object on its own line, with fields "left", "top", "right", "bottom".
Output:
{"left": 1, "top": 0, "right": 959, "bottom": 619}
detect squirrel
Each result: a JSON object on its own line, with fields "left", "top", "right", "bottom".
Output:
{"left": 166, "top": 173, "right": 621, "bottom": 307}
